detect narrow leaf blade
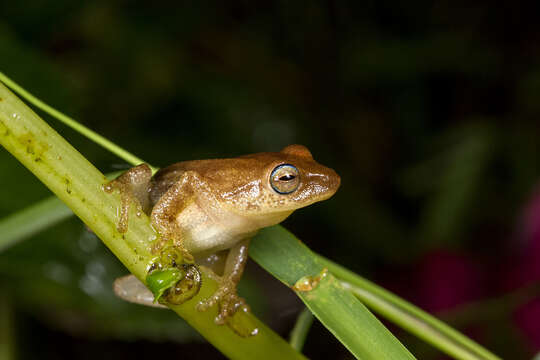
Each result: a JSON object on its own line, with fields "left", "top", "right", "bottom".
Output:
{"left": 251, "top": 226, "right": 416, "bottom": 360}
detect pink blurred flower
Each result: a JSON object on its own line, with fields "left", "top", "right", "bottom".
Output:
{"left": 511, "top": 186, "right": 540, "bottom": 348}
{"left": 414, "top": 250, "right": 484, "bottom": 313}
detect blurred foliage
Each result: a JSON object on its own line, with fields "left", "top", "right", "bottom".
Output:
{"left": 1, "top": 1, "right": 540, "bottom": 359}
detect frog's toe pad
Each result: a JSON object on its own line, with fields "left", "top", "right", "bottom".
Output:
{"left": 195, "top": 278, "right": 234, "bottom": 311}
{"left": 215, "top": 295, "right": 250, "bottom": 325}
{"left": 196, "top": 282, "right": 250, "bottom": 324}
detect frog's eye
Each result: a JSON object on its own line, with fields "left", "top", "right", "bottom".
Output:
{"left": 270, "top": 164, "right": 300, "bottom": 194}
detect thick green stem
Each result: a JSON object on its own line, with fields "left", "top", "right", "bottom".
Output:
{"left": 0, "top": 82, "right": 304, "bottom": 360}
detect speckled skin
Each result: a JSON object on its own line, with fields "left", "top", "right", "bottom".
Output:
{"left": 110, "top": 144, "right": 340, "bottom": 324}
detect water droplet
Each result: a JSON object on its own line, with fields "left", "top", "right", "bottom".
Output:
{"left": 293, "top": 268, "right": 328, "bottom": 292}
{"left": 79, "top": 273, "right": 104, "bottom": 295}
{"left": 78, "top": 232, "right": 98, "bottom": 253}
{"left": 43, "top": 262, "right": 72, "bottom": 284}
{"left": 86, "top": 260, "right": 106, "bottom": 277}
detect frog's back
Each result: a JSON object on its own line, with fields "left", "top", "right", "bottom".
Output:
{"left": 149, "top": 158, "right": 265, "bottom": 206}
{"left": 144, "top": 146, "right": 340, "bottom": 253}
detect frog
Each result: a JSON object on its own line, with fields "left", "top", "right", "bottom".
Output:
{"left": 108, "top": 144, "right": 340, "bottom": 326}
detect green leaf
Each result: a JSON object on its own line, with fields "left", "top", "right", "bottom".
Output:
{"left": 251, "top": 226, "right": 416, "bottom": 360}
{"left": 317, "top": 255, "right": 502, "bottom": 360}
{"left": 289, "top": 307, "right": 315, "bottom": 352}
{"left": 0, "top": 196, "right": 71, "bottom": 252}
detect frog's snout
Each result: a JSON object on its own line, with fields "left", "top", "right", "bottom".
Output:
{"left": 325, "top": 167, "right": 341, "bottom": 196}
{"left": 308, "top": 166, "right": 340, "bottom": 201}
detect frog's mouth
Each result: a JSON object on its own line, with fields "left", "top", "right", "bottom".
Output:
{"left": 287, "top": 170, "right": 341, "bottom": 206}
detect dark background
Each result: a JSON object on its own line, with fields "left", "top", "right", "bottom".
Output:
{"left": 1, "top": 2, "right": 540, "bottom": 359}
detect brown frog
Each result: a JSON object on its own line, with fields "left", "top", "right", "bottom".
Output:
{"left": 109, "top": 144, "right": 340, "bottom": 325}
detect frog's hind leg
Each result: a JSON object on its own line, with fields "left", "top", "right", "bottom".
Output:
{"left": 104, "top": 164, "right": 153, "bottom": 233}
{"left": 113, "top": 275, "right": 167, "bottom": 309}
{"left": 197, "top": 239, "right": 251, "bottom": 324}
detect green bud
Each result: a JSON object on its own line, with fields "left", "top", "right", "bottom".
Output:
{"left": 146, "top": 268, "right": 184, "bottom": 302}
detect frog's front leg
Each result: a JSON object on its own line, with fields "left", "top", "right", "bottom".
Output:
{"left": 150, "top": 171, "right": 202, "bottom": 263}
{"left": 104, "top": 164, "right": 153, "bottom": 233}
{"left": 198, "top": 238, "right": 251, "bottom": 324}
{"left": 111, "top": 170, "right": 204, "bottom": 308}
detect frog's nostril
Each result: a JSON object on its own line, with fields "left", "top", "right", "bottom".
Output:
{"left": 328, "top": 169, "right": 340, "bottom": 188}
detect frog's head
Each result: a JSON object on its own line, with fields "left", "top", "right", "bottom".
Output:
{"left": 265, "top": 144, "right": 340, "bottom": 208}
{"left": 226, "top": 144, "right": 340, "bottom": 225}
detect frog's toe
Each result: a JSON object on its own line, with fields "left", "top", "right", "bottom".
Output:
{"left": 215, "top": 294, "right": 250, "bottom": 325}
{"left": 196, "top": 280, "right": 249, "bottom": 324}
{"left": 180, "top": 248, "right": 195, "bottom": 263}
{"left": 196, "top": 279, "right": 232, "bottom": 309}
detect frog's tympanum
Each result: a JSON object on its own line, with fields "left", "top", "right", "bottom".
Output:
{"left": 109, "top": 145, "right": 340, "bottom": 328}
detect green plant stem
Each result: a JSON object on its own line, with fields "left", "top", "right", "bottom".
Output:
{"left": 289, "top": 307, "right": 314, "bottom": 352}
{"left": 0, "top": 72, "right": 153, "bottom": 171}
{"left": 318, "top": 255, "right": 501, "bottom": 360}
{"left": 0, "top": 81, "right": 304, "bottom": 360}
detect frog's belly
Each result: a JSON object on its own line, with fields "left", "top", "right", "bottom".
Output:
{"left": 176, "top": 203, "right": 251, "bottom": 254}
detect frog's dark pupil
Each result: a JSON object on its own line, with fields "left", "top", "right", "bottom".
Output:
{"left": 279, "top": 174, "right": 295, "bottom": 181}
